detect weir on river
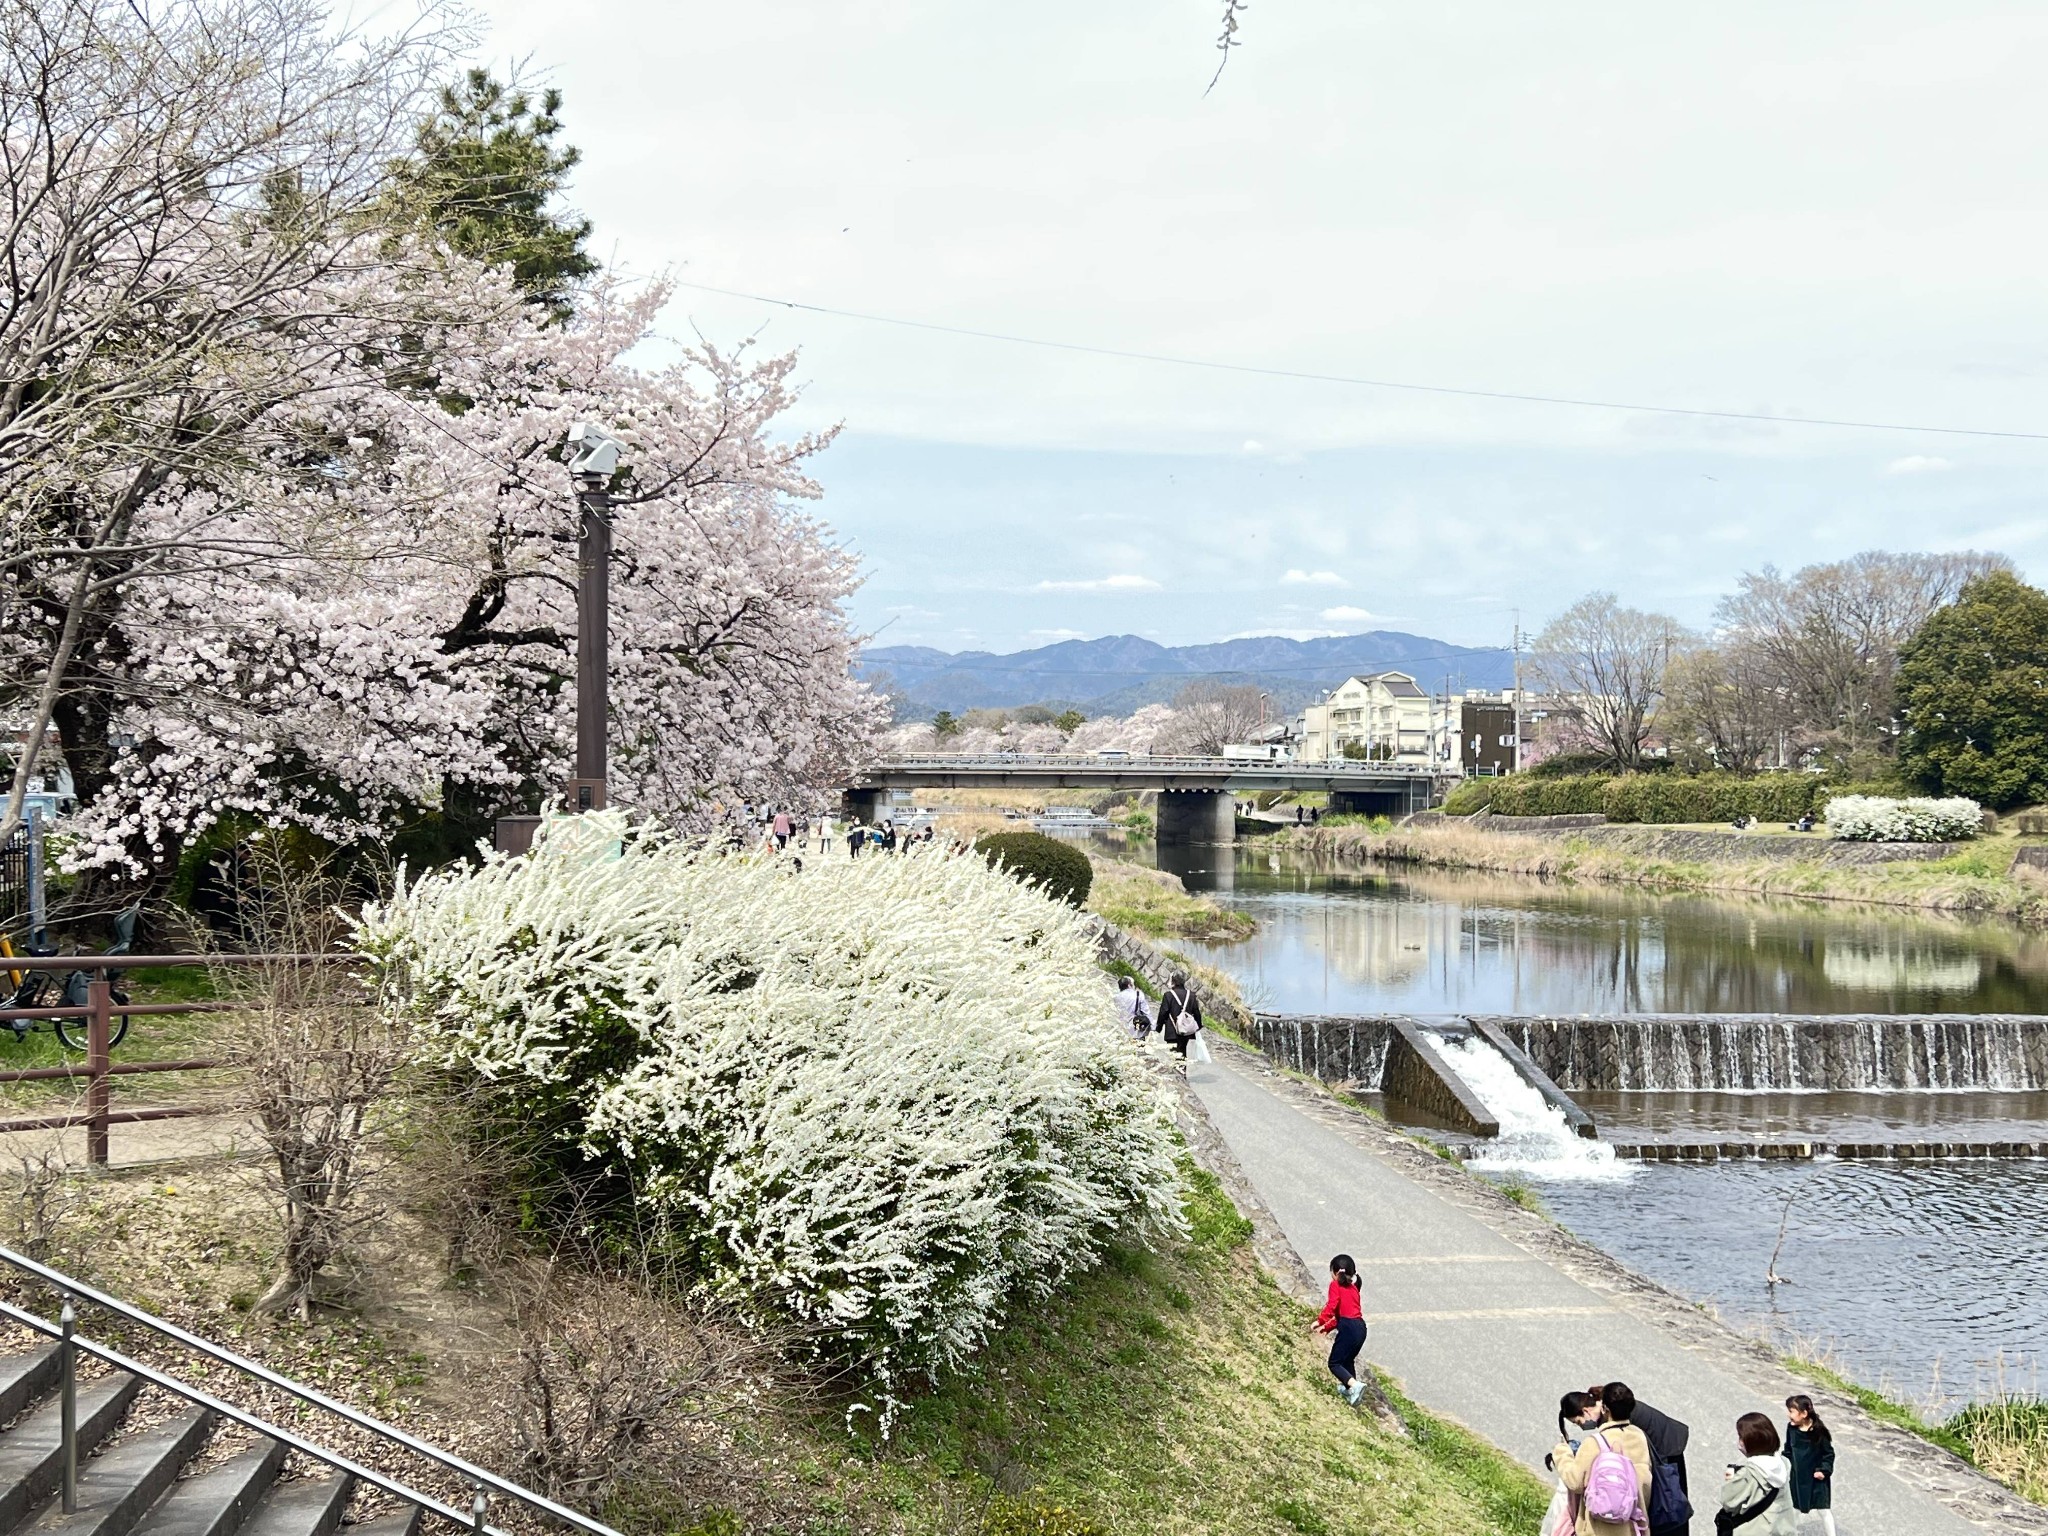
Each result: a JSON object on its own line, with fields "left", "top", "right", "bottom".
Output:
{"left": 1252, "top": 1010, "right": 2048, "bottom": 1094}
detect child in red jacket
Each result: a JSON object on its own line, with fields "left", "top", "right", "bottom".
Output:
{"left": 1314, "top": 1253, "right": 1369, "bottom": 1407}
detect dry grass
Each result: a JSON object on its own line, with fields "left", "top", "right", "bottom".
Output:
{"left": 1085, "top": 859, "right": 1255, "bottom": 942}
{"left": 1283, "top": 822, "right": 2048, "bottom": 923}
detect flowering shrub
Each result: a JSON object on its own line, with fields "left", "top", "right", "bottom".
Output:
{"left": 1825, "top": 795, "right": 1983, "bottom": 842}
{"left": 355, "top": 813, "right": 1179, "bottom": 1414}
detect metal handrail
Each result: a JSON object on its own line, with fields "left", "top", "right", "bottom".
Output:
{"left": 0, "top": 1246, "right": 620, "bottom": 1536}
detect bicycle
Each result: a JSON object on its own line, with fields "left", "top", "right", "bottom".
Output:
{"left": 0, "top": 902, "right": 140, "bottom": 1052}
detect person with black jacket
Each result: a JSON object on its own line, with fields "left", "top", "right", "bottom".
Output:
{"left": 1592, "top": 1382, "right": 1693, "bottom": 1536}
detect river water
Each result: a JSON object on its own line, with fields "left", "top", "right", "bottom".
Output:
{"left": 1127, "top": 838, "right": 2048, "bottom": 1410}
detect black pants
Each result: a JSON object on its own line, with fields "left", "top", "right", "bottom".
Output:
{"left": 1326, "top": 1317, "right": 1366, "bottom": 1384}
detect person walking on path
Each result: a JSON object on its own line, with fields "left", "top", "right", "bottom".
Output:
{"left": 1157, "top": 973, "right": 1202, "bottom": 1075}
{"left": 847, "top": 824, "right": 865, "bottom": 859}
{"left": 771, "top": 809, "right": 792, "bottom": 850}
{"left": 1113, "top": 976, "right": 1150, "bottom": 1041}
{"left": 1312, "top": 1254, "right": 1369, "bottom": 1407}
{"left": 1784, "top": 1397, "right": 1835, "bottom": 1536}
{"left": 1595, "top": 1384, "right": 1693, "bottom": 1536}
{"left": 1553, "top": 1383, "right": 1652, "bottom": 1536}
{"left": 1714, "top": 1414, "right": 1796, "bottom": 1535}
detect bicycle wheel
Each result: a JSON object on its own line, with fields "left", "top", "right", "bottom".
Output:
{"left": 54, "top": 987, "right": 130, "bottom": 1053}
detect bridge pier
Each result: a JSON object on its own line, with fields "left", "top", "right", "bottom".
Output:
{"left": 1156, "top": 789, "right": 1236, "bottom": 846}
{"left": 842, "top": 788, "right": 889, "bottom": 825}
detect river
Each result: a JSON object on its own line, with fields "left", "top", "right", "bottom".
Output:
{"left": 1126, "top": 837, "right": 2048, "bottom": 1410}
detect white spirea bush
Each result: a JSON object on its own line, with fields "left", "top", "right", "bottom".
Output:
{"left": 354, "top": 812, "right": 1181, "bottom": 1414}
{"left": 1825, "top": 794, "right": 1983, "bottom": 842}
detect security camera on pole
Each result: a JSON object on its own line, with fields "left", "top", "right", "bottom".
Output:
{"left": 564, "top": 422, "right": 623, "bottom": 813}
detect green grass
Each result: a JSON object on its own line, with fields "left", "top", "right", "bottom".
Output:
{"left": 1780, "top": 1355, "right": 1973, "bottom": 1459}
{"left": 765, "top": 1167, "right": 1551, "bottom": 1535}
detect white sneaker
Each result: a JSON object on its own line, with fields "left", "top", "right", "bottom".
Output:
{"left": 1346, "top": 1379, "right": 1366, "bottom": 1407}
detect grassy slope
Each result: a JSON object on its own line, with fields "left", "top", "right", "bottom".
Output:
{"left": 39, "top": 1157, "right": 1548, "bottom": 1536}
{"left": 1282, "top": 822, "right": 2048, "bottom": 922}
{"left": 791, "top": 1169, "right": 1549, "bottom": 1536}
{"left": 1085, "top": 860, "right": 1256, "bottom": 943}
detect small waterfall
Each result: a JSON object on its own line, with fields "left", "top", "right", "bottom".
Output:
{"left": 1431, "top": 1036, "right": 1629, "bottom": 1181}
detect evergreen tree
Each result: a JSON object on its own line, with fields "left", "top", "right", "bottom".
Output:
{"left": 393, "top": 69, "right": 597, "bottom": 317}
{"left": 1897, "top": 571, "right": 2048, "bottom": 809}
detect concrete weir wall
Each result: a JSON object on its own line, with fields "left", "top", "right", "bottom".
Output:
{"left": 1481, "top": 1012, "right": 2048, "bottom": 1092}
{"left": 1244, "top": 1013, "right": 1501, "bottom": 1135}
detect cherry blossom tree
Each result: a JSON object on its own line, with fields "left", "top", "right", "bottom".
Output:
{"left": 2, "top": 0, "right": 880, "bottom": 874}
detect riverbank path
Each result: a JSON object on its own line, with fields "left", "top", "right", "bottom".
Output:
{"left": 1188, "top": 1049, "right": 1997, "bottom": 1536}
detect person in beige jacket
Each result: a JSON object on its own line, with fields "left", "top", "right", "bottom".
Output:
{"left": 1551, "top": 1383, "right": 1654, "bottom": 1536}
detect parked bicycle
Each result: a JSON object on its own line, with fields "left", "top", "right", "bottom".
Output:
{"left": 0, "top": 903, "right": 140, "bottom": 1051}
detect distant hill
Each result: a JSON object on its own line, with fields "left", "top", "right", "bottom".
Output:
{"left": 859, "top": 631, "right": 1517, "bottom": 719}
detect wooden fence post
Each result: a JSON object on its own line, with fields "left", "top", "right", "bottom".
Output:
{"left": 85, "top": 977, "right": 110, "bottom": 1167}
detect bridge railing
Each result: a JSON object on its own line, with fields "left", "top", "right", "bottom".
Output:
{"left": 866, "top": 753, "right": 1450, "bottom": 776}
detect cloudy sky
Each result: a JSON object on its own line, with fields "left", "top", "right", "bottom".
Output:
{"left": 465, "top": 1, "right": 2048, "bottom": 654}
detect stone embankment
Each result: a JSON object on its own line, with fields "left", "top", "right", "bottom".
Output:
{"left": 1461, "top": 814, "right": 1965, "bottom": 866}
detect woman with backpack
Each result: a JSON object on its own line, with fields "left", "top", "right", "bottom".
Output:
{"left": 1552, "top": 1386, "right": 1652, "bottom": 1536}
{"left": 1783, "top": 1396, "right": 1835, "bottom": 1536}
{"left": 1714, "top": 1414, "right": 1796, "bottom": 1536}
{"left": 1157, "top": 973, "right": 1202, "bottom": 1075}
{"left": 1312, "top": 1254, "right": 1369, "bottom": 1408}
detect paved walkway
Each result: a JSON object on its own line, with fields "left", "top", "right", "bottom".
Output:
{"left": 1189, "top": 1049, "right": 2006, "bottom": 1536}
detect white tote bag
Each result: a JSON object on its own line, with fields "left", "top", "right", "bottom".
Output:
{"left": 1186, "top": 1033, "right": 1212, "bottom": 1064}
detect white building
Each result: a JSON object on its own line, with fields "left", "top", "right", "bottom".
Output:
{"left": 1298, "top": 673, "right": 1443, "bottom": 764}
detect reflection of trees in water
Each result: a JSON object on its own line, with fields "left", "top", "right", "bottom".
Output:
{"left": 1238, "top": 861, "right": 2048, "bottom": 1015}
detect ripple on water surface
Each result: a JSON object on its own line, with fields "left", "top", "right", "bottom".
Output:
{"left": 1526, "top": 1158, "right": 2048, "bottom": 1409}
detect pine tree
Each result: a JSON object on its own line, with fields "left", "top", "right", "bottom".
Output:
{"left": 393, "top": 69, "right": 598, "bottom": 318}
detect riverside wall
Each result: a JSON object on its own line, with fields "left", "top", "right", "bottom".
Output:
{"left": 1467, "top": 817, "right": 1965, "bottom": 866}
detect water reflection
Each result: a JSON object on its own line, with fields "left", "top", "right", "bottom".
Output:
{"left": 1153, "top": 849, "right": 2048, "bottom": 1016}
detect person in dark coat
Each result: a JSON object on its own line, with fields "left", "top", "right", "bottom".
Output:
{"left": 1592, "top": 1383, "right": 1692, "bottom": 1536}
{"left": 1784, "top": 1395, "right": 1836, "bottom": 1535}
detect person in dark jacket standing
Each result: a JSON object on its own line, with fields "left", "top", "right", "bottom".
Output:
{"left": 1156, "top": 973, "right": 1202, "bottom": 1075}
{"left": 1784, "top": 1396, "right": 1835, "bottom": 1536}
{"left": 1593, "top": 1383, "right": 1692, "bottom": 1536}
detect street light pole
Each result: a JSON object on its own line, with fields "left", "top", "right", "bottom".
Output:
{"left": 564, "top": 423, "right": 623, "bottom": 814}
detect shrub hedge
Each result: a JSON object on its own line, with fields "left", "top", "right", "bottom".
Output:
{"left": 1445, "top": 772, "right": 1912, "bottom": 825}
{"left": 975, "top": 830, "right": 1094, "bottom": 906}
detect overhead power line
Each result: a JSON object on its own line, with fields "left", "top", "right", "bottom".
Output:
{"left": 673, "top": 279, "right": 2048, "bottom": 443}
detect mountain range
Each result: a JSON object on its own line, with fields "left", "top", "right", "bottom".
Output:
{"left": 859, "top": 631, "right": 1518, "bottom": 719}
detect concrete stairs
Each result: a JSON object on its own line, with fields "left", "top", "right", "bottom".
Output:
{"left": 0, "top": 1348, "right": 414, "bottom": 1536}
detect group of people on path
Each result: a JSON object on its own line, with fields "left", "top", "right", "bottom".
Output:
{"left": 1546, "top": 1381, "right": 1836, "bottom": 1536}
{"left": 1112, "top": 972, "right": 1207, "bottom": 1073}
{"left": 1301, "top": 1248, "right": 1838, "bottom": 1536}
{"left": 844, "top": 818, "right": 938, "bottom": 856}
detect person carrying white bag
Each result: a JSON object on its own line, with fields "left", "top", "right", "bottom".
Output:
{"left": 1157, "top": 973, "right": 1207, "bottom": 1073}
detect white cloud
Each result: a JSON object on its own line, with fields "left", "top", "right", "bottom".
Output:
{"left": 1885, "top": 455, "right": 1954, "bottom": 475}
{"left": 1242, "top": 439, "right": 1265, "bottom": 454}
{"left": 1032, "top": 573, "right": 1162, "bottom": 593}
{"left": 1281, "top": 569, "right": 1346, "bottom": 586}
{"left": 1320, "top": 606, "right": 1379, "bottom": 623}
{"left": 1028, "top": 627, "right": 1089, "bottom": 641}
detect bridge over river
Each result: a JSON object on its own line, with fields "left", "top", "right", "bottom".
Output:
{"left": 845, "top": 754, "right": 1451, "bottom": 842}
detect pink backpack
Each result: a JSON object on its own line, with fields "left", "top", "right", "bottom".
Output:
{"left": 1583, "top": 1430, "right": 1646, "bottom": 1531}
